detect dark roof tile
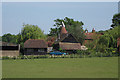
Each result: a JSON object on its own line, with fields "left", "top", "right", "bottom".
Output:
{"left": 0, "top": 41, "right": 17, "bottom": 46}
{"left": 24, "top": 39, "right": 47, "bottom": 48}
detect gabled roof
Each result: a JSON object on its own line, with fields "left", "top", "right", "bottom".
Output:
{"left": 54, "top": 34, "right": 79, "bottom": 44}
{"left": 24, "top": 39, "right": 47, "bottom": 48}
{"left": 59, "top": 42, "right": 81, "bottom": 50}
{"left": 84, "top": 32, "right": 103, "bottom": 40}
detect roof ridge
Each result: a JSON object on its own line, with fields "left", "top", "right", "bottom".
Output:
{"left": 24, "top": 39, "right": 46, "bottom": 45}
{"left": 28, "top": 39, "right": 45, "bottom": 40}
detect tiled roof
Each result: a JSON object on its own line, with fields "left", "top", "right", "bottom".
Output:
{"left": 59, "top": 42, "right": 81, "bottom": 50}
{"left": 55, "top": 34, "right": 79, "bottom": 44}
{"left": 0, "top": 41, "right": 17, "bottom": 46}
{"left": 84, "top": 33, "right": 94, "bottom": 40}
{"left": 84, "top": 32, "right": 103, "bottom": 40}
{"left": 60, "top": 27, "right": 67, "bottom": 34}
{"left": 24, "top": 39, "right": 47, "bottom": 48}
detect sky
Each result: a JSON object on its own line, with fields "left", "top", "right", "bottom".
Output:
{"left": 2, "top": 2, "right": 118, "bottom": 35}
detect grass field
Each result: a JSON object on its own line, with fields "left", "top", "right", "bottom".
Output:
{"left": 2, "top": 57, "right": 118, "bottom": 78}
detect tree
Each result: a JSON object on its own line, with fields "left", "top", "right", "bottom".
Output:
{"left": 19, "top": 24, "right": 46, "bottom": 43}
{"left": 48, "top": 28, "right": 59, "bottom": 36}
{"left": 49, "top": 17, "right": 85, "bottom": 44}
{"left": 98, "top": 33, "right": 116, "bottom": 48}
{"left": 111, "top": 13, "right": 120, "bottom": 28}
{"left": 67, "top": 21, "right": 85, "bottom": 44}
{"left": 0, "top": 36, "right": 2, "bottom": 41}
{"left": 2, "top": 33, "right": 17, "bottom": 44}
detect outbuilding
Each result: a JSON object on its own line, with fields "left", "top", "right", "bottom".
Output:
{"left": 24, "top": 39, "right": 48, "bottom": 55}
{"left": 0, "top": 41, "right": 20, "bottom": 57}
{"left": 53, "top": 23, "right": 81, "bottom": 54}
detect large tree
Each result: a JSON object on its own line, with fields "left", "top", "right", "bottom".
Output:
{"left": 49, "top": 17, "right": 85, "bottom": 44}
{"left": 111, "top": 13, "right": 120, "bottom": 28}
{"left": 98, "top": 34, "right": 115, "bottom": 48}
{"left": 18, "top": 24, "right": 46, "bottom": 43}
{"left": 2, "top": 33, "right": 17, "bottom": 44}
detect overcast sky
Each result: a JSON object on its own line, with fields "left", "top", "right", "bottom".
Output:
{"left": 2, "top": 2, "right": 118, "bottom": 35}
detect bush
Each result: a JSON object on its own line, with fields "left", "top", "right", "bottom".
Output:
{"left": 2, "top": 56, "right": 9, "bottom": 60}
{"left": 77, "top": 50, "right": 85, "bottom": 58}
{"left": 12, "top": 56, "right": 17, "bottom": 60}
{"left": 88, "top": 52, "right": 96, "bottom": 57}
{"left": 26, "top": 55, "right": 34, "bottom": 59}
{"left": 18, "top": 55, "right": 25, "bottom": 59}
{"left": 70, "top": 54, "right": 74, "bottom": 58}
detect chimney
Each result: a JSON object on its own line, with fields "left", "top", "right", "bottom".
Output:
{"left": 92, "top": 28, "right": 95, "bottom": 33}
{"left": 87, "top": 30, "right": 88, "bottom": 33}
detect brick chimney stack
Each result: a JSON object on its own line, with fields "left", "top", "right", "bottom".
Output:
{"left": 92, "top": 28, "right": 95, "bottom": 33}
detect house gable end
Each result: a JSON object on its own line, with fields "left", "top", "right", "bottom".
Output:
{"left": 61, "top": 34, "right": 79, "bottom": 43}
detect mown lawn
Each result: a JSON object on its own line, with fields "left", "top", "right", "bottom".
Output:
{"left": 2, "top": 57, "right": 118, "bottom": 78}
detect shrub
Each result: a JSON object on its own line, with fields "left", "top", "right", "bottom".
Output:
{"left": 70, "top": 54, "right": 75, "bottom": 58}
{"left": 18, "top": 55, "right": 25, "bottom": 59}
{"left": 12, "top": 56, "right": 17, "bottom": 60}
{"left": 2, "top": 56, "right": 9, "bottom": 60}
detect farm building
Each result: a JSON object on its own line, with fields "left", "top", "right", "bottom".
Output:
{"left": 53, "top": 22, "right": 81, "bottom": 54}
{"left": 84, "top": 28, "right": 103, "bottom": 45}
{"left": 24, "top": 39, "right": 48, "bottom": 55}
{"left": 0, "top": 41, "right": 20, "bottom": 57}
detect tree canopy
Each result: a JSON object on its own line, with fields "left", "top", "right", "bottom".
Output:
{"left": 19, "top": 24, "right": 46, "bottom": 43}
{"left": 2, "top": 33, "right": 17, "bottom": 44}
{"left": 111, "top": 13, "right": 120, "bottom": 28}
{"left": 49, "top": 17, "right": 85, "bottom": 44}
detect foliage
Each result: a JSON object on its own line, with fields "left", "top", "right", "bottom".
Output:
{"left": 48, "top": 27, "right": 60, "bottom": 36}
{"left": 105, "top": 26, "right": 119, "bottom": 39}
{"left": 76, "top": 49, "right": 91, "bottom": 58}
{"left": 2, "top": 24, "right": 47, "bottom": 45}
{"left": 2, "top": 56, "right": 9, "bottom": 60}
{"left": 97, "top": 30, "right": 105, "bottom": 33}
{"left": 2, "top": 33, "right": 17, "bottom": 44}
{"left": 95, "top": 44, "right": 107, "bottom": 53}
{"left": 19, "top": 24, "right": 46, "bottom": 43}
{"left": 98, "top": 26, "right": 119, "bottom": 48}
{"left": 67, "top": 21, "right": 85, "bottom": 44}
{"left": 98, "top": 34, "right": 113, "bottom": 47}
{"left": 49, "top": 17, "right": 85, "bottom": 44}
{"left": 59, "top": 48, "right": 62, "bottom": 51}
{"left": 84, "top": 13, "right": 120, "bottom": 56}
{"left": 111, "top": 13, "right": 120, "bottom": 28}
{"left": 47, "top": 36, "right": 56, "bottom": 47}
